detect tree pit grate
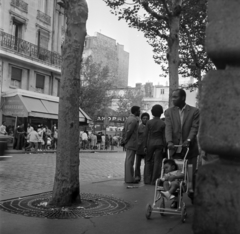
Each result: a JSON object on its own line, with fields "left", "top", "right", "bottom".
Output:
{"left": 0, "top": 192, "right": 132, "bottom": 219}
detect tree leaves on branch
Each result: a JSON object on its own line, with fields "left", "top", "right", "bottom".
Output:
{"left": 79, "top": 56, "right": 113, "bottom": 119}
{"left": 103, "top": 0, "right": 215, "bottom": 91}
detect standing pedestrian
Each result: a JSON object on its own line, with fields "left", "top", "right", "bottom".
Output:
{"left": 25, "top": 127, "right": 40, "bottom": 152}
{"left": 135, "top": 112, "right": 150, "bottom": 182}
{"left": 0, "top": 121, "right": 7, "bottom": 135}
{"left": 101, "top": 134, "right": 105, "bottom": 150}
{"left": 144, "top": 105, "right": 165, "bottom": 185}
{"left": 97, "top": 132, "right": 102, "bottom": 150}
{"left": 122, "top": 106, "right": 140, "bottom": 184}
{"left": 81, "top": 131, "right": 88, "bottom": 149}
{"left": 165, "top": 88, "right": 199, "bottom": 205}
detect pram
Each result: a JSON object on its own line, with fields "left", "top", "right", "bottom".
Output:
{"left": 145, "top": 146, "right": 191, "bottom": 223}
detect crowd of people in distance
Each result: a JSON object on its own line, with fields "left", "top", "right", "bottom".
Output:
{"left": 79, "top": 131, "right": 121, "bottom": 150}
{"left": 0, "top": 122, "right": 58, "bottom": 152}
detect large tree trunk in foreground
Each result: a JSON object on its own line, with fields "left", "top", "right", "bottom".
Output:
{"left": 167, "top": 0, "right": 182, "bottom": 107}
{"left": 50, "top": 0, "right": 88, "bottom": 207}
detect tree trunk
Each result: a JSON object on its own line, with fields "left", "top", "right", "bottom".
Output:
{"left": 50, "top": 0, "right": 88, "bottom": 207}
{"left": 167, "top": 0, "right": 182, "bottom": 107}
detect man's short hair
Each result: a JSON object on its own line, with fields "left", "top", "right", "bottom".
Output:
{"left": 141, "top": 112, "right": 150, "bottom": 120}
{"left": 151, "top": 104, "right": 163, "bottom": 117}
{"left": 131, "top": 106, "right": 140, "bottom": 114}
{"left": 173, "top": 89, "right": 186, "bottom": 98}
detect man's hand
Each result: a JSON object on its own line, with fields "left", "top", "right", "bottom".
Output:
{"left": 168, "top": 142, "right": 175, "bottom": 150}
{"left": 182, "top": 140, "right": 190, "bottom": 147}
{"left": 144, "top": 147, "right": 147, "bottom": 153}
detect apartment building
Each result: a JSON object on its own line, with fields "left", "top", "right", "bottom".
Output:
{"left": 0, "top": 0, "right": 90, "bottom": 128}
{"left": 83, "top": 32, "right": 129, "bottom": 88}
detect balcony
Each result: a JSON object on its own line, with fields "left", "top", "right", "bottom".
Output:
{"left": 37, "top": 10, "right": 51, "bottom": 26}
{"left": 0, "top": 31, "right": 61, "bottom": 69}
{"left": 11, "top": 0, "right": 28, "bottom": 13}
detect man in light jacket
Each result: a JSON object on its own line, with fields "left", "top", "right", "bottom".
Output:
{"left": 122, "top": 106, "right": 140, "bottom": 183}
{"left": 165, "top": 89, "right": 199, "bottom": 204}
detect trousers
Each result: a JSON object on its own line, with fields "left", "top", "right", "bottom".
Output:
{"left": 125, "top": 149, "right": 136, "bottom": 183}
{"left": 144, "top": 146, "right": 163, "bottom": 185}
{"left": 135, "top": 154, "right": 145, "bottom": 181}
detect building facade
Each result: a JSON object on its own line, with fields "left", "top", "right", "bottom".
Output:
{"left": 83, "top": 32, "right": 129, "bottom": 88}
{"left": 0, "top": 0, "right": 90, "bottom": 128}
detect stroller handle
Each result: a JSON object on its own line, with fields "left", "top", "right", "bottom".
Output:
{"left": 167, "top": 145, "right": 189, "bottom": 161}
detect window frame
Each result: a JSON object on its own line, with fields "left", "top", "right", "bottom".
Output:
{"left": 36, "top": 73, "right": 45, "bottom": 89}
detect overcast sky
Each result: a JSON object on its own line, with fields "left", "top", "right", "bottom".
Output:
{"left": 86, "top": 0, "right": 168, "bottom": 87}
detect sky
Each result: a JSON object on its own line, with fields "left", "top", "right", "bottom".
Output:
{"left": 86, "top": 0, "right": 168, "bottom": 87}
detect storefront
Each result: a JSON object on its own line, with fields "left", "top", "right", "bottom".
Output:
{"left": 1, "top": 89, "right": 92, "bottom": 131}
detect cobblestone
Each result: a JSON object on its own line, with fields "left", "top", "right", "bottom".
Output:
{"left": 0, "top": 152, "right": 127, "bottom": 199}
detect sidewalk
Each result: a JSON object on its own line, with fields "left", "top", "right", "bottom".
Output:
{"left": 0, "top": 180, "right": 194, "bottom": 234}
{"left": 0, "top": 152, "right": 194, "bottom": 234}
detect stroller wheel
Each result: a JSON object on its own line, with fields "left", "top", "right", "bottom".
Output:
{"left": 145, "top": 203, "right": 152, "bottom": 219}
{"left": 159, "top": 197, "right": 165, "bottom": 216}
{"left": 181, "top": 205, "right": 187, "bottom": 223}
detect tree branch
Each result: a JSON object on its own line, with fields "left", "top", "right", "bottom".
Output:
{"left": 140, "top": 0, "right": 168, "bottom": 22}
{"left": 152, "top": 28, "right": 169, "bottom": 41}
{"left": 161, "top": 0, "right": 172, "bottom": 17}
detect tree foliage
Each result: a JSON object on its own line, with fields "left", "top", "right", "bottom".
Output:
{"left": 79, "top": 56, "right": 113, "bottom": 119}
{"left": 104, "top": 0, "right": 215, "bottom": 92}
{"left": 115, "top": 88, "right": 144, "bottom": 116}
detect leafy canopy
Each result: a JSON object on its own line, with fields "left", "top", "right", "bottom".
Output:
{"left": 104, "top": 0, "right": 215, "bottom": 88}
{"left": 79, "top": 56, "right": 113, "bottom": 118}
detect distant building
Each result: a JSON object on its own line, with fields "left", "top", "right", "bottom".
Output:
{"left": 83, "top": 32, "right": 129, "bottom": 88}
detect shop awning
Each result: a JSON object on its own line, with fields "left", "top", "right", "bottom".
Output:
{"left": 2, "top": 89, "right": 92, "bottom": 124}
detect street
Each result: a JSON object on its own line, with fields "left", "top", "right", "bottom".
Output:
{"left": 0, "top": 151, "right": 126, "bottom": 200}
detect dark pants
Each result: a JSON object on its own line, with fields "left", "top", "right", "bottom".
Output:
{"left": 135, "top": 154, "right": 145, "bottom": 181}
{"left": 144, "top": 146, "right": 163, "bottom": 185}
{"left": 125, "top": 149, "right": 136, "bottom": 183}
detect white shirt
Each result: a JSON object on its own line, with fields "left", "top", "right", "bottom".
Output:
{"left": 81, "top": 132, "right": 88, "bottom": 140}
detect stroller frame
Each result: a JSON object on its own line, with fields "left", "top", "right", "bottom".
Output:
{"left": 145, "top": 146, "right": 189, "bottom": 223}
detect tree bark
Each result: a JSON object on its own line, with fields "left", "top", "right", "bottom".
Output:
{"left": 50, "top": 0, "right": 88, "bottom": 207}
{"left": 167, "top": 0, "right": 182, "bottom": 107}
{"left": 167, "top": 16, "right": 180, "bottom": 107}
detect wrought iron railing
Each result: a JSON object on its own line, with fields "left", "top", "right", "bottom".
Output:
{"left": 0, "top": 31, "right": 61, "bottom": 68}
{"left": 37, "top": 10, "right": 51, "bottom": 25}
{"left": 11, "top": 0, "right": 28, "bottom": 13}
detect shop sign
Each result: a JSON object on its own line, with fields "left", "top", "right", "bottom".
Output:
{"left": 2, "top": 95, "right": 28, "bottom": 117}
{"left": 96, "top": 116, "right": 127, "bottom": 123}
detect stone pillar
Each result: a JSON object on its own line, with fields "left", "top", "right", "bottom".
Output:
{"left": 193, "top": 0, "right": 240, "bottom": 233}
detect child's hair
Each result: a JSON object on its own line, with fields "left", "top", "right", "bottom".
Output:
{"left": 164, "top": 159, "right": 178, "bottom": 170}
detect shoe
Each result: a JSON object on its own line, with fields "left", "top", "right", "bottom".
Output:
{"left": 161, "top": 191, "right": 175, "bottom": 200}
{"left": 170, "top": 201, "right": 178, "bottom": 209}
{"left": 135, "top": 177, "right": 141, "bottom": 182}
{"left": 126, "top": 180, "right": 139, "bottom": 184}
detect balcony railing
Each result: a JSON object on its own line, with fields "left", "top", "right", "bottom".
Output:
{"left": 0, "top": 31, "right": 61, "bottom": 68}
{"left": 11, "top": 0, "right": 28, "bottom": 13}
{"left": 37, "top": 10, "right": 51, "bottom": 26}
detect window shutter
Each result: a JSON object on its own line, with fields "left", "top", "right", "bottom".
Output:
{"left": 36, "top": 74, "right": 45, "bottom": 89}
{"left": 11, "top": 67, "right": 22, "bottom": 81}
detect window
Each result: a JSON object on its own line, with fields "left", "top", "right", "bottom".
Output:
{"left": 12, "top": 19, "right": 23, "bottom": 50}
{"left": 36, "top": 74, "right": 45, "bottom": 92}
{"left": 11, "top": 67, "right": 22, "bottom": 88}
{"left": 57, "top": 79, "right": 60, "bottom": 97}
{"left": 40, "top": 0, "right": 48, "bottom": 14}
{"left": 161, "top": 89, "right": 165, "bottom": 94}
{"left": 38, "top": 29, "right": 50, "bottom": 50}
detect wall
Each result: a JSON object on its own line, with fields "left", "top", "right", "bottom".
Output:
{"left": 83, "top": 32, "right": 129, "bottom": 88}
